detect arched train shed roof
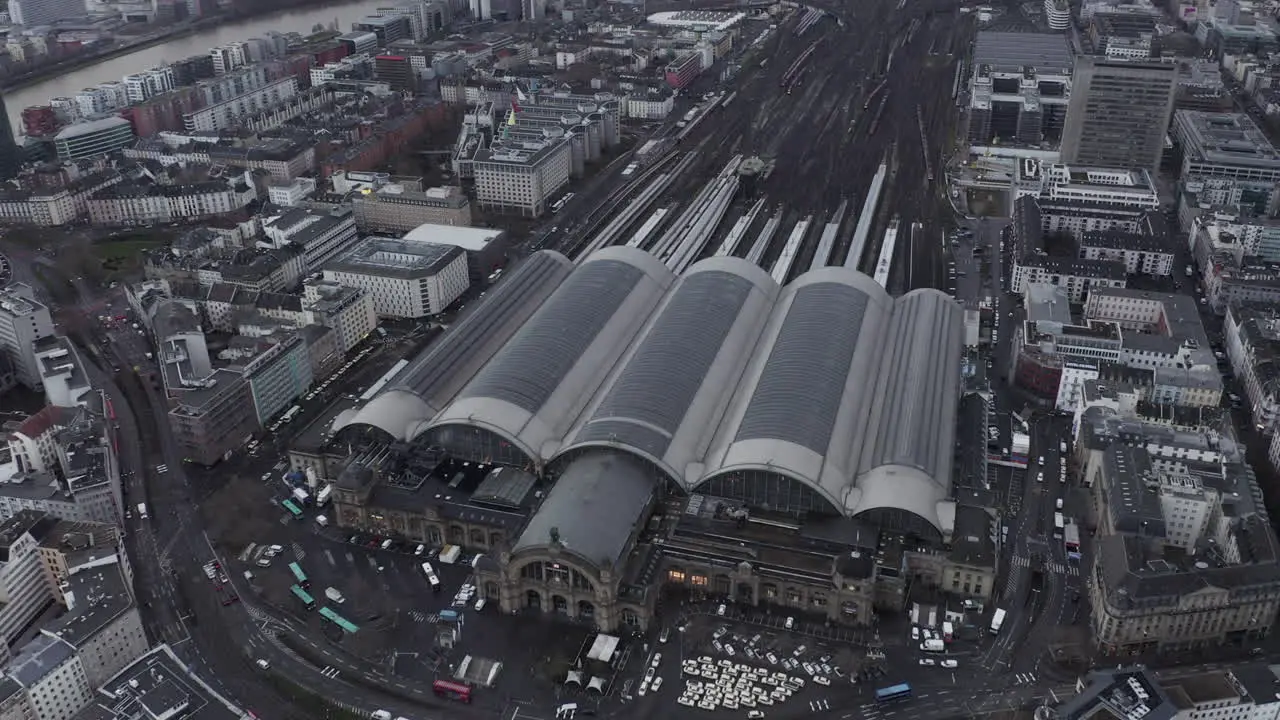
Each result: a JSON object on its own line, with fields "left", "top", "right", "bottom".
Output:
{"left": 345, "top": 248, "right": 964, "bottom": 534}
{"left": 559, "top": 257, "right": 779, "bottom": 487}
{"left": 333, "top": 250, "right": 575, "bottom": 441}
{"left": 701, "top": 266, "right": 895, "bottom": 511}
{"left": 425, "top": 246, "right": 675, "bottom": 460}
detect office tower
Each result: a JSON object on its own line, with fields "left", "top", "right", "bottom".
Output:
{"left": 1060, "top": 57, "right": 1177, "bottom": 173}
{"left": 0, "top": 95, "right": 20, "bottom": 180}
{"left": 8, "top": 0, "right": 86, "bottom": 26}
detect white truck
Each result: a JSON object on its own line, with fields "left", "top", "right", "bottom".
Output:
{"left": 315, "top": 515, "right": 328, "bottom": 527}
{"left": 136, "top": 503, "right": 148, "bottom": 520}
{"left": 438, "top": 545, "right": 461, "bottom": 564}
{"left": 325, "top": 587, "right": 345, "bottom": 604}
{"left": 315, "top": 484, "right": 332, "bottom": 507}
{"left": 371, "top": 711, "right": 392, "bottom": 720}
{"left": 291, "top": 487, "right": 310, "bottom": 506}
{"left": 990, "top": 608, "right": 1007, "bottom": 635}
{"left": 920, "top": 638, "right": 945, "bottom": 653}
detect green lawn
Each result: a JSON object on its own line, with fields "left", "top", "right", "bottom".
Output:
{"left": 93, "top": 237, "right": 168, "bottom": 276}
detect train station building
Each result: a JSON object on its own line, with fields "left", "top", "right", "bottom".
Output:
{"left": 306, "top": 247, "right": 987, "bottom": 631}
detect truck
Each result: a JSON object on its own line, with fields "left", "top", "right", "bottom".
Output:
{"left": 136, "top": 503, "right": 148, "bottom": 520}
{"left": 315, "top": 514, "right": 328, "bottom": 527}
{"left": 292, "top": 487, "right": 311, "bottom": 506}
{"left": 315, "top": 484, "right": 332, "bottom": 507}
{"left": 325, "top": 587, "right": 344, "bottom": 604}
{"left": 920, "top": 638, "right": 945, "bottom": 653}
{"left": 438, "top": 545, "right": 461, "bottom": 564}
{"left": 990, "top": 608, "right": 1006, "bottom": 635}
{"left": 942, "top": 621, "right": 954, "bottom": 642}
{"left": 1185, "top": 264, "right": 1195, "bottom": 277}
{"left": 1059, "top": 440, "right": 1067, "bottom": 454}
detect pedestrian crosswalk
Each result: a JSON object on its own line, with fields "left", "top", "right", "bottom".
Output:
{"left": 291, "top": 542, "right": 306, "bottom": 562}
{"left": 809, "top": 700, "right": 830, "bottom": 711}
{"left": 319, "top": 666, "right": 341, "bottom": 679}
{"left": 1014, "top": 672, "right": 1037, "bottom": 685}
{"left": 155, "top": 464, "right": 169, "bottom": 474}
{"left": 1010, "top": 555, "right": 1080, "bottom": 576}
{"left": 409, "top": 610, "right": 438, "bottom": 624}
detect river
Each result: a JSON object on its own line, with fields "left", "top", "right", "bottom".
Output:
{"left": 3, "top": 0, "right": 397, "bottom": 131}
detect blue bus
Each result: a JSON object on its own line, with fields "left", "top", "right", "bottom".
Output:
{"left": 876, "top": 683, "right": 912, "bottom": 703}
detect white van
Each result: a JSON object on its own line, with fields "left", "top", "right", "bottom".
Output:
{"left": 380, "top": 539, "right": 393, "bottom": 551}
{"left": 1056, "top": 498, "right": 1063, "bottom": 510}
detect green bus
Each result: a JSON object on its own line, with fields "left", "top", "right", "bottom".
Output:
{"left": 320, "top": 607, "right": 358, "bottom": 634}
{"left": 281, "top": 499, "right": 303, "bottom": 520}
{"left": 290, "top": 584, "right": 316, "bottom": 610}
{"left": 288, "top": 562, "right": 309, "bottom": 589}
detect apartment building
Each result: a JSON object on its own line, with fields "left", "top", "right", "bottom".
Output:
{"left": 0, "top": 284, "right": 54, "bottom": 389}
{"left": 351, "top": 185, "right": 473, "bottom": 233}
{"left": 1225, "top": 303, "right": 1280, "bottom": 438}
{"left": 1009, "top": 197, "right": 1127, "bottom": 302}
{"left": 0, "top": 512, "right": 59, "bottom": 646}
{"left": 1076, "top": 407, "right": 1280, "bottom": 654}
{"left": 262, "top": 207, "right": 359, "bottom": 272}
{"left": 322, "top": 236, "right": 470, "bottom": 318}
{"left": 169, "top": 369, "right": 258, "bottom": 466}
{"left": 34, "top": 337, "right": 93, "bottom": 409}
{"left": 242, "top": 333, "right": 313, "bottom": 427}
{"left": 86, "top": 176, "right": 256, "bottom": 226}
{"left": 1084, "top": 288, "right": 1223, "bottom": 407}
{"left": 1014, "top": 161, "right": 1162, "bottom": 210}
{"left": 7, "top": 634, "right": 91, "bottom": 720}
{"left": 182, "top": 77, "right": 299, "bottom": 133}
{"left": 152, "top": 302, "right": 213, "bottom": 399}
{"left": 84, "top": 645, "right": 248, "bottom": 720}
{"left": 1079, "top": 230, "right": 1175, "bottom": 276}
{"left": 302, "top": 279, "right": 377, "bottom": 353}
{"left": 43, "top": 557, "right": 146, "bottom": 689}
{"left": 0, "top": 173, "right": 123, "bottom": 227}
{"left": 471, "top": 139, "right": 572, "bottom": 217}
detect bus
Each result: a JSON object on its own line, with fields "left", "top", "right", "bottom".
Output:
{"left": 290, "top": 585, "right": 316, "bottom": 610}
{"left": 319, "top": 607, "right": 358, "bottom": 634}
{"left": 281, "top": 499, "right": 304, "bottom": 521}
{"left": 875, "top": 683, "right": 911, "bottom": 703}
{"left": 1064, "top": 521, "right": 1081, "bottom": 560}
{"left": 1053, "top": 512, "right": 1065, "bottom": 537}
{"left": 288, "top": 562, "right": 310, "bottom": 589}
{"left": 432, "top": 679, "right": 472, "bottom": 704}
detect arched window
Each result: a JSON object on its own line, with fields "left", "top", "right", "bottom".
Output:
{"left": 621, "top": 609, "right": 639, "bottom": 626}
{"left": 469, "top": 528, "right": 486, "bottom": 546}
{"left": 427, "top": 526, "right": 442, "bottom": 545}
{"left": 578, "top": 600, "right": 595, "bottom": 621}
{"left": 526, "top": 590, "right": 542, "bottom": 610}
{"left": 448, "top": 525, "right": 465, "bottom": 544}
{"left": 489, "top": 532, "right": 503, "bottom": 548}
{"left": 571, "top": 568, "right": 594, "bottom": 592}
{"left": 520, "top": 563, "right": 544, "bottom": 581}
{"left": 484, "top": 582, "right": 499, "bottom": 598}
{"left": 552, "top": 595, "right": 569, "bottom": 614}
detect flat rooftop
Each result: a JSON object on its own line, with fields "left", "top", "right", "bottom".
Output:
{"left": 646, "top": 10, "right": 745, "bottom": 30}
{"left": 43, "top": 560, "right": 132, "bottom": 649}
{"left": 325, "top": 236, "right": 463, "bottom": 280}
{"left": 73, "top": 645, "right": 244, "bottom": 720}
{"left": 1175, "top": 111, "right": 1280, "bottom": 169}
{"left": 402, "top": 223, "right": 504, "bottom": 252}
{"left": 972, "top": 31, "right": 1074, "bottom": 73}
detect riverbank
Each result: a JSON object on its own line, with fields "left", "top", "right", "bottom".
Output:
{"left": 0, "top": 0, "right": 362, "bottom": 96}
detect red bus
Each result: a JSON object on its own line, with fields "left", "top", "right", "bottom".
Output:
{"left": 432, "top": 680, "right": 471, "bottom": 703}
